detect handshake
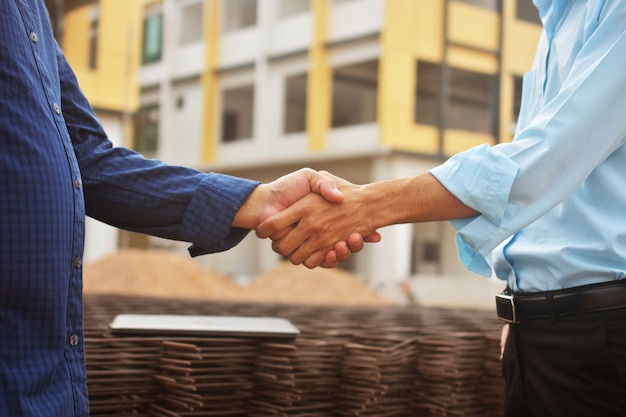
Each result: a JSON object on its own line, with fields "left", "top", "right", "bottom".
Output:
{"left": 232, "top": 168, "right": 382, "bottom": 269}
{"left": 233, "top": 167, "right": 476, "bottom": 269}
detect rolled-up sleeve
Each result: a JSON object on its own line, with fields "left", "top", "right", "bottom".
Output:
{"left": 430, "top": 8, "right": 626, "bottom": 276}
{"left": 430, "top": 145, "right": 519, "bottom": 276}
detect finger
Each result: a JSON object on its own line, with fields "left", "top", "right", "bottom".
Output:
{"left": 318, "top": 181, "right": 344, "bottom": 203}
{"left": 256, "top": 207, "right": 302, "bottom": 239}
{"left": 256, "top": 223, "right": 294, "bottom": 241}
{"left": 345, "top": 234, "right": 364, "bottom": 253}
{"left": 286, "top": 224, "right": 338, "bottom": 267}
{"left": 271, "top": 230, "right": 308, "bottom": 258}
{"left": 307, "top": 170, "right": 344, "bottom": 204}
{"left": 364, "top": 231, "right": 382, "bottom": 243}
{"left": 334, "top": 241, "right": 351, "bottom": 262}
{"left": 301, "top": 251, "right": 326, "bottom": 269}
{"left": 321, "top": 250, "right": 339, "bottom": 269}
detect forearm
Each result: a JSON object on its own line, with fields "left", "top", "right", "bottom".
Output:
{"left": 259, "top": 171, "right": 477, "bottom": 267}
{"left": 359, "top": 173, "right": 478, "bottom": 229}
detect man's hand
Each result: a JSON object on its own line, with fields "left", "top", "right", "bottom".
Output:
{"left": 232, "top": 168, "right": 343, "bottom": 230}
{"left": 256, "top": 172, "right": 381, "bottom": 268}
{"left": 232, "top": 168, "right": 378, "bottom": 267}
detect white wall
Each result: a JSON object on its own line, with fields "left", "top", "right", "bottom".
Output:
{"left": 160, "top": 77, "right": 204, "bottom": 166}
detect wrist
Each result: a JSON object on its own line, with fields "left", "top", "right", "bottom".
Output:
{"left": 232, "top": 184, "right": 266, "bottom": 230}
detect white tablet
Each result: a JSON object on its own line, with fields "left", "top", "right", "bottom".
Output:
{"left": 109, "top": 314, "right": 300, "bottom": 339}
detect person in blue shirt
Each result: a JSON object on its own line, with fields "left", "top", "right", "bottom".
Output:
{"left": 0, "top": 1, "right": 376, "bottom": 416}
{"left": 259, "top": 1, "right": 626, "bottom": 416}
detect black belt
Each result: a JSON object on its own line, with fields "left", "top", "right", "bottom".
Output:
{"left": 495, "top": 279, "right": 626, "bottom": 324}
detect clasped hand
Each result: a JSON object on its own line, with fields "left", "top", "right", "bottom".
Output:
{"left": 251, "top": 169, "right": 381, "bottom": 268}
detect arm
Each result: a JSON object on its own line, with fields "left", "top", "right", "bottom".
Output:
{"left": 257, "top": 172, "right": 476, "bottom": 268}
{"left": 56, "top": 43, "right": 370, "bottom": 261}
{"left": 263, "top": 12, "right": 626, "bottom": 271}
{"left": 57, "top": 44, "right": 233, "bottom": 250}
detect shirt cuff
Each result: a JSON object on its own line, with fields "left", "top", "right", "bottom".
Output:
{"left": 430, "top": 144, "right": 519, "bottom": 276}
{"left": 181, "top": 173, "right": 260, "bottom": 256}
{"left": 430, "top": 144, "right": 519, "bottom": 225}
{"left": 450, "top": 217, "right": 494, "bottom": 276}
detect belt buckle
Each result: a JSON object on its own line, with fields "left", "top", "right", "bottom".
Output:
{"left": 495, "top": 293, "right": 518, "bottom": 324}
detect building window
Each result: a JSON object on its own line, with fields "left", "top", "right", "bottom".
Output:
{"left": 223, "top": 0, "right": 257, "bottom": 33}
{"left": 331, "top": 60, "right": 378, "bottom": 128}
{"left": 88, "top": 5, "right": 99, "bottom": 70}
{"left": 415, "top": 60, "right": 498, "bottom": 136}
{"left": 180, "top": 1, "right": 204, "bottom": 45}
{"left": 284, "top": 74, "right": 308, "bottom": 134}
{"left": 410, "top": 223, "right": 442, "bottom": 275}
{"left": 221, "top": 85, "right": 254, "bottom": 142}
{"left": 142, "top": 13, "right": 163, "bottom": 65}
{"left": 516, "top": 0, "right": 541, "bottom": 24}
{"left": 415, "top": 60, "right": 441, "bottom": 127}
{"left": 278, "top": 0, "right": 309, "bottom": 18}
{"left": 448, "top": 67, "right": 498, "bottom": 135}
{"left": 134, "top": 105, "right": 160, "bottom": 155}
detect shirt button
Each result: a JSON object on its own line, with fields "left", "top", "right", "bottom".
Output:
{"left": 75, "top": 178, "right": 83, "bottom": 189}
{"left": 69, "top": 334, "right": 79, "bottom": 346}
{"left": 53, "top": 103, "right": 60, "bottom": 114}
{"left": 30, "top": 31, "right": 38, "bottom": 43}
{"left": 74, "top": 256, "right": 82, "bottom": 268}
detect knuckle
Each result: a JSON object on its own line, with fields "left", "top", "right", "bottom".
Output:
{"left": 271, "top": 240, "right": 288, "bottom": 256}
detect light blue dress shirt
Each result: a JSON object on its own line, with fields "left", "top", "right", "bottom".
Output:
{"left": 430, "top": 0, "right": 626, "bottom": 292}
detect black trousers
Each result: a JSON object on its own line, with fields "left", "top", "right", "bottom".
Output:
{"left": 502, "top": 308, "right": 626, "bottom": 417}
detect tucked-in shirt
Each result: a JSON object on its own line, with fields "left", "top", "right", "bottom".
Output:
{"left": 430, "top": 0, "right": 626, "bottom": 292}
{"left": 0, "top": 1, "right": 258, "bottom": 416}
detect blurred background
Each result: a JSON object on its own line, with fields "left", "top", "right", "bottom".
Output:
{"left": 46, "top": 0, "right": 541, "bottom": 307}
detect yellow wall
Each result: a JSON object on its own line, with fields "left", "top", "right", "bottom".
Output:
{"left": 62, "top": 1, "right": 141, "bottom": 113}
{"left": 448, "top": 2, "right": 499, "bottom": 54}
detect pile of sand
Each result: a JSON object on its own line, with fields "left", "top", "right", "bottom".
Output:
{"left": 83, "top": 249, "right": 242, "bottom": 300}
{"left": 244, "top": 261, "right": 385, "bottom": 305}
{"left": 83, "top": 249, "right": 386, "bottom": 305}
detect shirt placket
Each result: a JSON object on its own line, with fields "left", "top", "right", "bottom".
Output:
{"left": 19, "top": 3, "right": 88, "bottom": 415}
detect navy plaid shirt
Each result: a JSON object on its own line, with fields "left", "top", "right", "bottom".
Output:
{"left": 0, "top": 1, "right": 258, "bottom": 415}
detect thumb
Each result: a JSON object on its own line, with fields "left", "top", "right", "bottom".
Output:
{"left": 309, "top": 171, "right": 344, "bottom": 203}
{"left": 319, "top": 181, "right": 344, "bottom": 203}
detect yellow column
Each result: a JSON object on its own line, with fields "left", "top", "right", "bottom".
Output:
{"left": 379, "top": 0, "right": 416, "bottom": 147}
{"left": 201, "top": 0, "right": 220, "bottom": 162}
{"left": 379, "top": 0, "right": 441, "bottom": 154}
{"left": 307, "top": 0, "right": 331, "bottom": 152}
